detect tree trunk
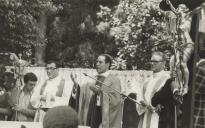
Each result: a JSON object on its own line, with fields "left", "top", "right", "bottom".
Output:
{"left": 34, "top": 13, "right": 47, "bottom": 66}
{"left": 35, "top": 45, "right": 46, "bottom": 66}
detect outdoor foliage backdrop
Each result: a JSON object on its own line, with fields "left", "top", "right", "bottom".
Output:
{"left": 0, "top": 0, "right": 175, "bottom": 69}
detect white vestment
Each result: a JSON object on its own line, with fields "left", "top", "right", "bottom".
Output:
{"left": 137, "top": 71, "right": 170, "bottom": 128}
{"left": 31, "top": 75, "right": 69, "bottom": 122}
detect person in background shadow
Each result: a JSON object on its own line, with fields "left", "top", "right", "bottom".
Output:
{"left": 1, "top": 71, "right": 16, "bottom": 121}
{"left": 0, "top": 78, "right": 12, "bottom": 120}
{"left": 0, "top": 66, "right": 15, "bottom": 121}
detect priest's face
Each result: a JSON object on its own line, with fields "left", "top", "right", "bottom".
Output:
{"left": 96, "top": 56, "right": 109, "bottom": 74}
{"left": 150, "top": 54, "right": 165, "bottom": 73}
{"left": 46, "top": 62, "right": 59, "bottom": 79}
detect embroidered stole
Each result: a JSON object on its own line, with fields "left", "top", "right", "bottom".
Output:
{"left": 40, "top": 78, "right": 65, "bottom": 97}
{"left": 142, "top": 71, "right": 170, "bottom": 128}
{"left": 96, "top": 75, "right": 106, "bottom": 106}
{"left": 34, "top": 78, "right": 65, "bottom": 122}
{"left": 87, "top": 75, "right": 106, "bottom": 128}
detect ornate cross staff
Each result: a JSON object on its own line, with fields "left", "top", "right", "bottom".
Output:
{"left": 165, "top": 0, "right": 205, "bottom": 94}
{"left": 165, "top": 0, "right": 186, "bottom": 96}
{"left": 165, "top": 1, "right": 205, "bottom": 128}
{"left": 10, "top": 53, "right": 28, "bottom": 120}
{"left": 165, "top": 2, "right": 187, "bottom": 128}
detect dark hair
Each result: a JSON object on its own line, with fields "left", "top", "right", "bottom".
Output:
{"left": 43, "top": 106, "right": 78, "bottom": 128}
{"left": 99, "top": 54, "right": 113, "bottom": 67}
{"left": 3, "top": 72, "right": 16, "bottom": 82}
{"left": 152, "top": 51, "right": 166, "bottom": 61}
{"left": 46, "top": 60, "right": 61, "bottom": 68}
{"left": 1, "top": 72, "right": 16, "bottom": 89}
{"left": 23, "top": 72, "right": 38, "bottom": 84}
{"left": 46, "top": 124, "right": 77, "bottom": 128}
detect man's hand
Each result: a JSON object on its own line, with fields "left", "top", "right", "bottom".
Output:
{"left": 90, "top": 85, "right": 101, "bottom": 94}
{"left": 12, "top": 104, "right": 22, "bottom": 112}
{"left": 40, "top": 95, "right": 47, "bottom": 101}
{"left": 171, "top": 81, "right": 180, "bottom": 93}
{"left": 170, "top": 69, "right": 177, "bottom": 78}
{"left": 140, "top": 101, "right": 147, "bottom": 107}
{"left": 70, "top": 72, "right": 78, "bottom": 85}
{"left": 140, "top": 101, "right": 154, "bottom": 112}
{"left": 40, "top": 94, "right": 55, "bottom": 102}
{"left": 173, "top": 91, "right": 183, "bottom": 104}
{"left": 155, "top": 104, "right": 164, "bottom": 113}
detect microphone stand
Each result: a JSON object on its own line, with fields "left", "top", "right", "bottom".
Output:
{"left": 83, "top": 73, "right": 141, "bottom": 105}
{"left": 83, "top": 73, "right": 141, "bottom": 128}
{"left": 83, "top": 72, "right": 160, "bottom": 128}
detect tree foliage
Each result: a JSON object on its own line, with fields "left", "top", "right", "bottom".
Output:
{"left": 96, "top": 0, "right": 175, "bottom": 70}
{"left": 1, "top": 0, "right": 175, "bottom": 69}
{"left": 45, "top": 0, "right": 120, "bottom": 68}
{"left": 0, "top": 0, "right": 59, "bottom": 46}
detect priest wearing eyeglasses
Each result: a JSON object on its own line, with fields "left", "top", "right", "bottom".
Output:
{"left": 137, "top": 51, "right": 181, "bottom": 128}
{"left": 31, "top": 61, "right": 69, "bottom": 122}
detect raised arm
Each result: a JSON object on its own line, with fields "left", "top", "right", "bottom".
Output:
{"left": 69, "top": 72, "right": 81, "bottom": 112}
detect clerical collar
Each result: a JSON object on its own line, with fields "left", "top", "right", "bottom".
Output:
{"left": 153, "top": 70, "right": 165, "bottom": 77}
{"left": 48, "top": 75, "right": 60, "bottom": 81}
{"left": 98, "top": 70, "right": 110, "bottom": 77}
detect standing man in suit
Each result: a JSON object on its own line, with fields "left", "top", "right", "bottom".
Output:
{"left": 69, "top": 54, "right": 122, "bottom": 128}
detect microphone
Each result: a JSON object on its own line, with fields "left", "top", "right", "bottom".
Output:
{"left": 83, "top": 73, "right": 88, "bottom": 76}
{"left": 83, "top": 73, "right": 160, "bottom": 112}
{"left": 83, "top": 73, "right": 141, "bottom": 105}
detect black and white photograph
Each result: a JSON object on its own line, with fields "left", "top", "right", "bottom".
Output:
{"left": 0, "top": 0, "right": 205, "bottom": 128}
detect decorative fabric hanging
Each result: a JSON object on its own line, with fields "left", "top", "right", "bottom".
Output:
{"left": 199, "top": 9, "right": 205, "bottom": 33}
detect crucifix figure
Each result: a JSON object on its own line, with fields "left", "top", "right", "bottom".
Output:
{"left": 166, "top": 0, "right": 205, "bottom": 95}
{"left": 168, "top": 3, "right": 194, "bottom": 95}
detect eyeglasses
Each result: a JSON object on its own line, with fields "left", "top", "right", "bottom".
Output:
{"left": 46, "top": 67, "right": 57, "bottom": 70}
{"left": 150, "top": 60, "right": 163, "bottom": 64}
